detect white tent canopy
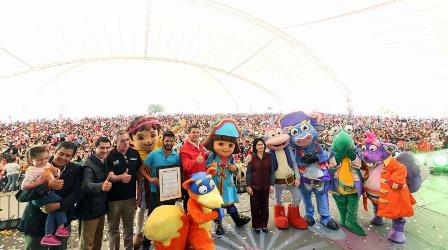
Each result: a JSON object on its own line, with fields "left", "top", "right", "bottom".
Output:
{"left": 0, "top": 0, "right": 447, "bottom": 120}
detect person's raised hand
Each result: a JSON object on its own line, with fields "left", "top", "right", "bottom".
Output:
{"left": 121, "top": 169, "right": 131, "bottom": 183}
{"left": 196, "top": 155, "right": 204, "bottom": 164}
{"left": 102, "top": 172, "right": 113, "bottom": 192}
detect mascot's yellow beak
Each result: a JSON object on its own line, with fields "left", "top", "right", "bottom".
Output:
{"left": 197, "top": 188, "right": 224, "bottom": 209}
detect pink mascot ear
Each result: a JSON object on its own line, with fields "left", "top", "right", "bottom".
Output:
{"left": 206, "top": 167, "right": 217, "bottom": 175}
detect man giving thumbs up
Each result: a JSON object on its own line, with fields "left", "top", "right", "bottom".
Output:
{"left": 106, "top": 130, "right": 143, "bottom": 250}
{"left": 78, "top": 137, "right": 112, "bottom": 250}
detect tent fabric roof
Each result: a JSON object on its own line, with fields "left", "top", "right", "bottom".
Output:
{"left": 0, "top": 0, "right": 446, "bottom": 120}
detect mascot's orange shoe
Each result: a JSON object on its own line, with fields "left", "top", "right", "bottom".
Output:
{"left": 274, "top": 205, "right": 289, "bottom": 229}
{"left": 287, "top": 204, "right": 308, "bottom": 230}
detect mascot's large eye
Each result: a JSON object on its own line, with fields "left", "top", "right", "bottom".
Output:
{"left": 330, "top": 126, "right": 341, "bottom": 135}
{"left": 209, "top": 180, "right": 216, "bottom": 189}
{"left": 369, "top": 145, "right": 378, "bottom": 151}
{"left": 361, "top": 145, "right": 366, "bottom": 151}
{"left": 290, "top": 128, "right": 299, "bottom": 136}
{"left": 275, "top": 128, "right": 282, "bottom": 135}
{"left": 267, "top": 130, "right": 276, "bottom": 138}
{"left": 344, "top": 125, "right": 353, "bottom": 134}
{"left": 198, "top": 185, "right": 208, "bottom": 194}
{"left": 300, "top": 124, "right": 310, "bottom": 132}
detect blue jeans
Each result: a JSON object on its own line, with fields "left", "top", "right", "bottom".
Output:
{"left": 300, "top": 182, "right": 332, "bottom": 225}
{"left": 32, "top": 192, "right": 67, "bottom": 235}
{"left": 4, "top": 173, "right": 19, "bottom": 191}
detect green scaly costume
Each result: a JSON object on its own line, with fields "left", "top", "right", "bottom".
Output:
{"left": 331, "top": 130, "right": 366, "bottom": 236}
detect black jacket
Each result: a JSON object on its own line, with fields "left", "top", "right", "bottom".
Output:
{"left": 16, "top": 162, "right": 82, "bottom": 237}
{"left": 77, "top": 154, "right": 108, "bottom": 220}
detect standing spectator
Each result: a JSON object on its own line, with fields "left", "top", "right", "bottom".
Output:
{"left": 179, "top": 124, "right": 206, "bottom": 211}
{"left": 245, "top": 138, "right": 274, "bottom": 234}
{"left": 78, "top": 137, "right": 113, "bottom": 250}
{"left": 3, "top": 153, "right": 21, "bottom": 192}
{"left": 21, "top": 146, "right": 70, "bottom": 246}
{"left": 106, "top": 130, "right": 141, "bottom": 250}
{"left": 17, "top": 141, "right": 83, "bottom": 250}
{"left": 140, "top": 131, "right": 180, "bottom": 250}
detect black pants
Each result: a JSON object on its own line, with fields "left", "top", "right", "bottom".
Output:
{"left": 250, "top": 189, "right": 269, "bottom": 229}
{"left": 182, "top": 189, "right": 189, "bottom": 212}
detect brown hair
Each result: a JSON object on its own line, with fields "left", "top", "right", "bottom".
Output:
{"left": 27, "top": 145, "right": 49, "bottom": 160}
{"left": 204, "top": 135, "right": 240, "bottom": 154}
{"left": 127, "top": 116, "right": 162, "bottom": 137}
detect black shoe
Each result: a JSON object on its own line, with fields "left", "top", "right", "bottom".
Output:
{"left": 324, "top": 218, "right": 339, "bottom": 230}
{"left": 305, "top": 216, "right": 315, "bottom": 226}
{"left": 231, "top": 213, "right": 251, "bottom": 227}
{"left": 215, "top": 220, "right": 225, "bottom": 235}
{"left": 254, "top": 228, "right": 260, "bottom": 234}
{"left": 262, "top": 228, "right": 268, "bottom": 233}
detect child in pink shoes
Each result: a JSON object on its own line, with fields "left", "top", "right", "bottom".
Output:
{"left": 21, "top": 146, "right": 71, "bottom": 246}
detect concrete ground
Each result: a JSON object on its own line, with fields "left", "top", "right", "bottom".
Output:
{"left": 1, "top": 175, "right": 447, "bottom": 250}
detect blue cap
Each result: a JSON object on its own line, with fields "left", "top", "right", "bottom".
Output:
{"left": 215, "top": 120, "right": 240, "bottom": 138}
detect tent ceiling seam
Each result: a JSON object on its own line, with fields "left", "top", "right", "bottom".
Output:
{"left": 229, "top": 36, "right": 277, "bottom": 74}
{"left": 200, "top": 68, "right": 239, "bottom": 111}
{"left": 144, "top": 0, "right": 152, "bottom": 57}
{"left": 0, "top": 56, "right": 282, "bottom": 102}
{"left": 0, "top": 46, "right": 33, "bottom": 69}
{"left": 282, "top": 0, "right": 402, "bottom": 29}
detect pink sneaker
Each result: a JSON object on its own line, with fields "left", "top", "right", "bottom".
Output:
{"left": 40, "top": 235, "right": 61, "bottom": 246}
{"left": 55, "top": 226, "right": 71, "bottom": 237}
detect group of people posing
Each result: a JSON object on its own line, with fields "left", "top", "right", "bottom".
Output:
{"left": 15, "top": 111, "right": 423, "bottom": 250}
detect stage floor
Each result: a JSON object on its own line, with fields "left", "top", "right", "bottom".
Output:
{"left": 1, "top": 175, "right": 447, "bottom": 250}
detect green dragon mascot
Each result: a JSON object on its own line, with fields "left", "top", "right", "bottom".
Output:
{"left": 330, "top": 126, "right": 366, "bottom": 236}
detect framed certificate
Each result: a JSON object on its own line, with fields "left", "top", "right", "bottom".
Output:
{"left": 156, "top": 165, "right": 182, "bottom": 203}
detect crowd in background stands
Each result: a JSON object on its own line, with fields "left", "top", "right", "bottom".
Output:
{"left": 1, "top": 113, "right": 448, "bottom": 190}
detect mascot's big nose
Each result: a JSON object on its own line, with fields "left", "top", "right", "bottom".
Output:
{"left": 362, "top": 152, "right": 369, "bottom": 160}
{"left": 296, "top": 134, "right": 313, "bottom": 146}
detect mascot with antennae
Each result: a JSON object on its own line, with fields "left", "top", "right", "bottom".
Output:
{"left": 280, "top": 111, "right": 339, "bottom": 230}
{"left": 361, "top": 131, "right": 427, "bottom": 243}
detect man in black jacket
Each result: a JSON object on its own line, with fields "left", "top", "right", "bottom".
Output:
{"left": 78, "top": 137, "right": 112, "bottom": 250}
{"left": 16, "top": 141, "right": 82, "bottom": 250}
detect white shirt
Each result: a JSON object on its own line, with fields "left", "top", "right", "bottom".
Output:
{"left": 5, "top": 163, "right": 20, "bottom": 176}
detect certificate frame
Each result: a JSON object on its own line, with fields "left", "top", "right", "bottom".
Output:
{"left": 156, "top": 165, "right": 182, "bottom": 204}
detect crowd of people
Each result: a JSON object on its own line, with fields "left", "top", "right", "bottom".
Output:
{"left": 1, "top": 113, "right": 447, "bottom": 169}
{"left": 0, "top": 113, "right": 447, "bottom": 250}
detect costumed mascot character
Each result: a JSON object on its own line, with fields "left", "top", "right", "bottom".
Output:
{"left": 280, "top": 111, "right": 338, "bottom": 230}
{"left": 265, "top": 126, "right": 307, "bottom": 230}
{"left": 128, "top": 116, "right": 184, "bottom": 248}
{"left": 144, "top": 168, "right": 225, "bottom": 250}
{"left": 361, "top": 131, "right": 427, "bottom": 243}
{"left": 204, "top": 119, "right": 251, "bottom": 235}
{"left": 329, "top": 125, "right": 365, "bottom": 236}
{"left": 128, "top": 116, "right": 163, "bottom": 248}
